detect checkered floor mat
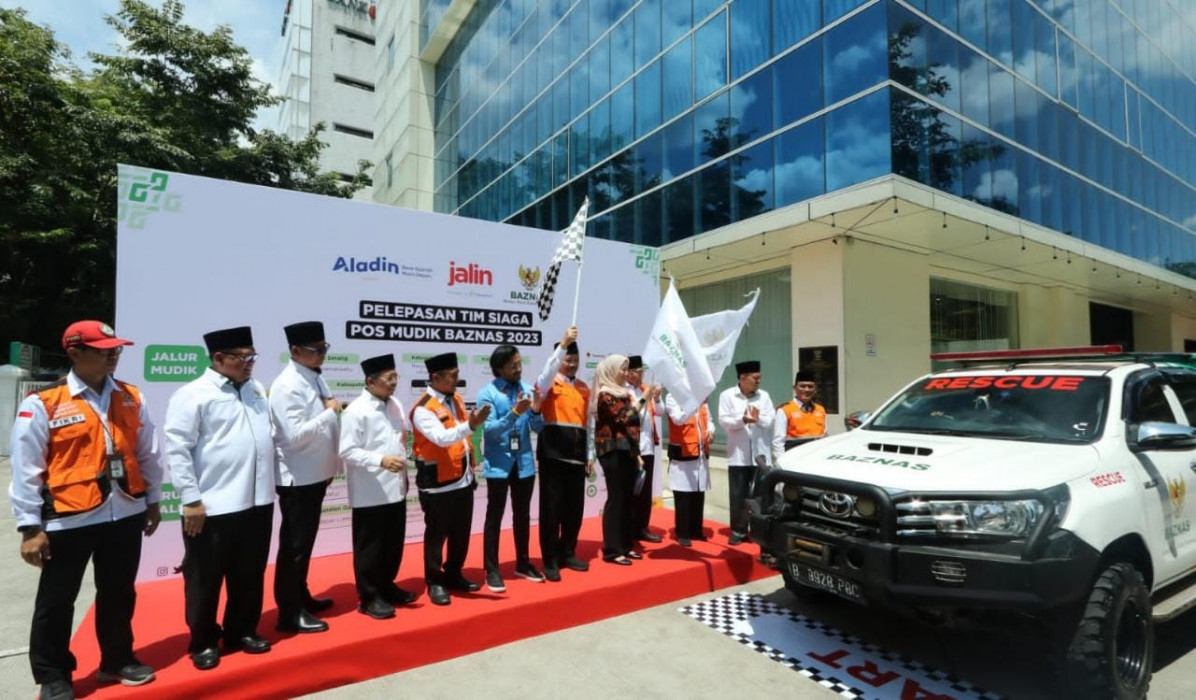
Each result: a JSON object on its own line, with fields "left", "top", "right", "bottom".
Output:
{"left": 681, "top": 592, "right": 1001, "bottom": 700}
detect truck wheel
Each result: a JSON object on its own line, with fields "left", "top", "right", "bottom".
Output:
{"left": 1063, "top": 562, "right": 1153, "bottom": 699}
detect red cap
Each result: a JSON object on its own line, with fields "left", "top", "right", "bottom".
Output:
{"left": 61, "top": 321, "right": 134, "bottom": 350}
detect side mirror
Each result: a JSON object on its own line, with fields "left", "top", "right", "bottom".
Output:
{"left": 845, "top": 410, "right": 872, "bottom": 431}
{"left": 1135, "top": 421, "right": 1196, "bottom": 451}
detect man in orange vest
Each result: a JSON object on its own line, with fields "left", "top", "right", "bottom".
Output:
{"left": 772, "top": 371, "right": 828, "bottom": 462}
{"left": 534, "top": 326, "right": 591, "bottom": 581}
{"left": 410, "top": 352, "right": 490, "bottom": 606}
{"left": 9, "top": 321, "right": 163, "bottom": 700}
{"left": 665, "top": 394, "right": 714, "bottom": 547}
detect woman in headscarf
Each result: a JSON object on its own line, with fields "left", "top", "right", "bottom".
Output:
{"left": 590, "top": 355, "right": 646, "bottom": 565}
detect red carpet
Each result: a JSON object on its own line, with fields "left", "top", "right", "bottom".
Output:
{"left": 68, "top": 510, "right": 775, "bottom": 698}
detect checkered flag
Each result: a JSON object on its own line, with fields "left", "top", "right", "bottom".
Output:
{"left": 537, "top": 197, "right": 588, "bottom": 322}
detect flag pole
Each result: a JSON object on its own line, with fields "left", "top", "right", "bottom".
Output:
{"left": 569, "top": 262, "right": 584, "bottom": 326}
{"left": 568, "top": 198, "right": 589, "bottom": 326}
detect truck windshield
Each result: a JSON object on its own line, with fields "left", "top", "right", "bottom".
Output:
{"left": 867, "top": 374, "right": 1110, "bottom": 444}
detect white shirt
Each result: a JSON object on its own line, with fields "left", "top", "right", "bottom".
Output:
{"left": 269, "top": 360, "right": 339, "bottom": 486}
{"left": 340, "top": 389, "right": 410, "bottom": 508}
{"left": 163, "top": 368, "right": 276, "bottom": 516}
{"left": 718, "top": 386, "right": 776, "bottom": 467}
{"left": 664, "top": 394, "right": 714, "bottom": 492}
{"left": 8, "top": 371, "right": 163, "bottom": 531}
{"left": 410, "top": 386, "right": 474, "bottom": 494}
{"left": 626, "top": 383, "right": 663, "bottom": 457}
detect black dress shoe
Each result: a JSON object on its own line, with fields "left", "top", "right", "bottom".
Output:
{"left": 543, "top": 566, "right": 561, "bottom": 582}
{"left": 39, "top": 679, "right": 74, "bottom": 700}
{"left": 678, "top": 537, "right": 692, "bottom": 547}
{"left": 562, "top": 556, "right": 589, "bottom": 572}
{"left": 358, "top": 598, "right": 396, "bottom": 620}
{"left": 305, "top": 596, "right": 334, "bottom": 613}
{"left": 276, "top": 609, "right": 329, "bottom": 634}
{"left": 639, "top": 529, "right": 663, "bottom": 543}
{"left": 428, "top": 584, "right": 451, "bottom": 606}
{"left": 445, "top": 574, "right": 481, "bottom": 592}
{"left": 626, "top": 551, "right": 643, "bottom": 560}
{"left": 190, "top": 648, "right": 220, "bottom": 671}
{"left": 224, "top": 635, "right": 271, "bottom": 654}
{"left": 384, "top": 585, "right": 419, "bottom": 606}
{"left": 604, "top": 556, "right": 632, "bottom": 566}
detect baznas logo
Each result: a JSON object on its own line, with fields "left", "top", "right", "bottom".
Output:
{"left": 518, "top": 265, "right": 541, "bottom": 290}
{"left": 448, "top": 261, "right": 493, "bottom": 286}
{"left": 333, "top": 256, "right": 400, "bottom": 275}
{"left": 703, "top": 328, "right": 727, "bottom": 345}
{"left": 1169, "top": 477, "right": 1186, "bottom": 513}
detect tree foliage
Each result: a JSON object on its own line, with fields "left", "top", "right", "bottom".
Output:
{"left": 0, "top": 1, "right": 369, "bottom": 358}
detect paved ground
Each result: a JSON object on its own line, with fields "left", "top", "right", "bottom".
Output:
{"left": 2, "top": 456, "right": 1195, "bottom": 698}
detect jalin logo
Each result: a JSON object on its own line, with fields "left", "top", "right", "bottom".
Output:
{"left": 448, "top": 261, "right": 493, "bottom": 286}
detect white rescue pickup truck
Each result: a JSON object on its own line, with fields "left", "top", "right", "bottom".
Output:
{"left": 750, "top": 349, "right": 1196, "bottom": 699}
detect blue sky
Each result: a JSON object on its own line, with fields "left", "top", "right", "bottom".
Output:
{"left": 2, "top": 0, "right": 287, "bottom": 128}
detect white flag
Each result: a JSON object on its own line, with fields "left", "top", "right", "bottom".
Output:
{"left": 641, "top": 281, "right": 716, "bottom": 416}
{"left": 690, "top": 288, "right": 760, "bottom": 384}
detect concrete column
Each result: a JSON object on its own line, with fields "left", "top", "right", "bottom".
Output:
{"left": 842, "top": 238, "right": 931, "bottom": 419}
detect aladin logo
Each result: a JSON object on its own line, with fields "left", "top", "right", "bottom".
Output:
{"left": 1168, "top": 477, "right": 1186, "bottom": 514}
{"left": 333, "top": 256, "right": 400, "bottom": 275}
{"left": 448, "top": 261, "right": 493, "bottom": 286}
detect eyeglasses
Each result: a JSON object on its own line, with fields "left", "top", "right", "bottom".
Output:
{"left": 223, "top": 352, "right": 258, "bottom": 364}
{"left": 301, "top": 343, "right": 332, "bottom": 355}
{"left": 81, "top": 346, "right": 123, "bottom": 358}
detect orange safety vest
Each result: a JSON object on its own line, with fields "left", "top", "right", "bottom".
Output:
{"left": 37, "top": 379, "right": 147, "bottom": 518}
{"left": 667, "top": 404, "right": 711, "bottom": 460}
{"left": 538, "top": 375, "right": 591, "bottom": 462}
{"left": 778, "top": 399, "right": 827, "bottom": 439}
{"left": 641, "top": 384, "right": 659, "bottom": 446}
{"left": 411, "top": 393, "right": 473, "bottom": 488}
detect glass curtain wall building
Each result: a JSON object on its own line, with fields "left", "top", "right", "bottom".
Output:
{"left": 422, "top": 0, "right": 1193, "bottom": 275}
{"left": 374, "top": 0, "right": 1196, "bottom": 426}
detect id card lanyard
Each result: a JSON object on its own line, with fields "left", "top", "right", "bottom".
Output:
{"left": 507, "top": 384, "right": 521, "bottom": 453}
{"left": 83, "top": 392, "right": 126, "bottom": 481}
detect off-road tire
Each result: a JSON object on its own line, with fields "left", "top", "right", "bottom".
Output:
{"left": 1062, "top": 562, "right": 1153, "bottom": 699}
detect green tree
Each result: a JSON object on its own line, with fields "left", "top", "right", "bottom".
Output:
{"left": 0, "top": 1, "right": 369, "bottom": 359}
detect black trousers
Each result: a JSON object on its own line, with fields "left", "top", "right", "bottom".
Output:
{"left": 727, "top": 465, "right": 758, "bottom": 536}
{"left": 673, "top": 491, "right": 706, "bottom": 539}
{"left": 419, "top": 486, "right": 474, "bottom": 584}
{"left": 632, "top": 454, "right": 655, "bottom": 534}
{"left": 29, "top": 514, "right": 143, "bottom": 684}
{"left": 599, "top": 451, "right": 638, "bottom": 559}
{"left": 274, "top": 479, "right": 330, "bottom": 618}
{"left": 483, "top": 472, "right": 535, "bottom": 573}
{"left": 352, "top": 501, "right": 407, "bottom": 605}
{"left": 182, "top": 504, "right": 273, "bottom": 652}
{"left": 538, "top": 459, "right": 586, "bottom": 567}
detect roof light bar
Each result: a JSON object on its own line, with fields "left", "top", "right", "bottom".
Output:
{"left": 930, "top": 345, "right": 1124, "bottom": 362}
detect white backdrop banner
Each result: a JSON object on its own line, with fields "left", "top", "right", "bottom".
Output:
{"left": 115, "top": 165, "right": 661, "bottom": 582}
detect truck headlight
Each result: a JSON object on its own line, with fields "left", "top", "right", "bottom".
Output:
{"left": 928, "top": 499, "right": 1044, "bottom": 537}
{"left": 782, "top": 484, "right": 801, "bottom": 503}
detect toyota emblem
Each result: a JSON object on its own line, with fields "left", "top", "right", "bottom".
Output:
{"left": 818, "top": 492, "right": 855, "bottom": 519}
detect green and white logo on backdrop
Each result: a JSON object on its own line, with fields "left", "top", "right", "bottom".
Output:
{"left": 118, "top": 165, "right": 182, "bottom": 230}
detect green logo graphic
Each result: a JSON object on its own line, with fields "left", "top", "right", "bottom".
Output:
{"left": 118, "top": 166, "right": 182, "bottom": 229}
{"left": 630, "top": 245, "right": 660, "bottom": 278}
{"left": 144, "top": 344, "right": 208, "bottom": 382}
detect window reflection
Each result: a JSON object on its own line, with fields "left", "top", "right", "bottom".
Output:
{"left": 826, "top": 88, "right": 890, "bottom": 190}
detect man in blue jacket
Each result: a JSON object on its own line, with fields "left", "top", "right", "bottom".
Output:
{"left": 477, "top": 344, "right": 544, "bottom": 592}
